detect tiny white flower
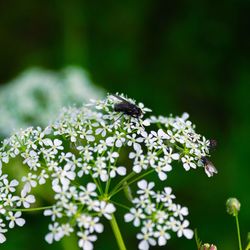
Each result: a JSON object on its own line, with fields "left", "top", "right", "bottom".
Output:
{"left": 127, "top": 134, "right": 143, "bottom": 151}
{"left": 44, "top": 206, "right": 63, "bottom": 221}
{"left": 78, "top": 183, "right": 97, "bottom": 203}
{"left": 92, "top": 163, "right": 108, "bottom": 182}
{"left": 114, "top": 132, "right": 126, "bottom": 148}
{"left": 181, "top": 156, "right": 196, "bottom": 171}
{"left": 106, "top": 151, "right": 119, "bottom": 163}
{"left": 43, "top": 138, "right": 64, "bottom": 154}
{"left": 95, "top": 121, "right": 111, "bottom": 137}
{"left": 133, "top": 155, "right": 148, "bottom": 173}
{"left": 0, "top": 219, "right": 7, "bottom": 243}
{"left": 88, "top": 217, "right": 104, "bottom": 233}
{"left": 109, "top": 166, "right": 126, "bottom": 178}
{"left": 163, "top": 147, "right": 180, "bottom": 163}
{"left": 124, "top": 208, "right": 145, "bottom": 227}
{"left": 79, "top": 128, "right": 95, "bottom": 142}
{"left": 16, "top": 189, "right": 35, "bottom": 208}
{"left": 153, "top": 163, "right": 172, "bottom": 181}
{"left": 6, "top": 211, "right": 25, "bottom": 228}
{"left": 137, "top": 227, "right": 156, "bottom": 250}
{"left": 38, "top": 169, "right": 49, "bottom": 185}
{"left": 2, "top": 179, "right": 19, "bottom": 193}
{"left": 161, "top": 187, "right": 176, "bottom": 204}
{"left": 137, "top": 180, "right": 155, "bottom": 197}
{"left": 77, "top": 231, "right": 97, "bottom": 250}
{"left": 173, "top": 205, "right": 189, "bottom": 220}
{"left": 21, "top": 173, "right": 37, "bottom": 193}
{"left": 176, "top": 220, "right": 194, "bottom": 239}
{"left": 105, "top": 136, "right": 115, "bottom": 147}
{"left": 61, "top": 223, "right": 74, "bottom": 236}
{"left": 94, "top": 201, "right": 116, "bottom": 220}
{"left": 154, "top": 225, "right": 171, "bottom": 246}
{"left": 45, "top": 222, "right": 63, "bottom": 244}
{"left": 155, "top": 210, "right": 168, "bottom": 224}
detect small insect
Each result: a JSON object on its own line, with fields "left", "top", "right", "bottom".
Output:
{"left": 201, "top": 156, "right": 218, "bottom": 177}
{"left": 209, "top": 139, "right": 217, "bottom": 150}
{"left": 112, "top": 94, "right": 142, "bottom": 118}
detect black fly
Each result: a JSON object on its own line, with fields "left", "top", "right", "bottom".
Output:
{"left": 112, "top": 94, "right": 142, "bottom": 118}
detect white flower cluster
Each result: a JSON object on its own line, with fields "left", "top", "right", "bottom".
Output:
{"left": 125, "top": 180, "right": 193, "bottom": 250}
{"left": 0, "top": 94, "right": 216, "bottom": 249}
{"left": 0, "top": 175, "right": 35, "bottom": 243}
{"left": 0, "top": 66, "right": 104, "bottom": 137}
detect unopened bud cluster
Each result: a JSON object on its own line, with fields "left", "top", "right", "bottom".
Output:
{"left": 200, "top": 243, "right": 217, "bottom": 250}
{"left": 226, "top": 198, "right": 241, "bottom": 216}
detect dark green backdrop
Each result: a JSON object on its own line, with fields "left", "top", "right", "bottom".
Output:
{"left": 1, "top": 1, "right": 250, "bottom": 249}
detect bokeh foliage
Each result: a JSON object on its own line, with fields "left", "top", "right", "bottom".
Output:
{"left": 0, "top": 1, "right": 250, "bottom": 249}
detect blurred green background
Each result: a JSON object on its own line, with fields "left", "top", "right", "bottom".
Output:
{"left": 0, "top": 1, "right": 250, "bottom": 249}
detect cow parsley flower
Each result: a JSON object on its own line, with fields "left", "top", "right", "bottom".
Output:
{"left": 124, "top": 180, "right": 194, "bottom": 248}
{"left": 0, "top": 67, "right": 104, "bottom": 137}
{"left": 0, "top": 94, "right": 216, "bottom": 249}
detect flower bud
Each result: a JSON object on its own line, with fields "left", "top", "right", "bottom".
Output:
{"left": 200, "top": 243, "right": 217, "bottom": 250}
{"left": 226, "top": 197, "right": 241, "bottom": 216}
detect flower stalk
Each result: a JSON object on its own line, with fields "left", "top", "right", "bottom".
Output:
{"left": 110, "top": 214, "right": 127, "bottom": 250}
{"left": 226, "top": 197, "right": 242, "bottom": 250}
{"left": 235, "top": 214, "right": 242, "bottom": 250}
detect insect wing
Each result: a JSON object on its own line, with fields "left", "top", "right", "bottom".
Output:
{"left": 111, "top": 94, "right": 131, "bottom": 104}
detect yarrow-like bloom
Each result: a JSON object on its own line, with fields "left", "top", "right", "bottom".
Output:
{"left": 0, "top": 94, "right": 217, "bottom": 249}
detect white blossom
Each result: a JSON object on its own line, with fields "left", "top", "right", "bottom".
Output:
{"left": 94, "top": 201, "right": 116, "bottom": 220}
{"left": 124, "top": 208, "right": 146, "bottom": 227}
{"left": 137, "top": 227, "right": 156, "bottom": 250}
{"left": 16, "top": 190, "right": 35, "bottom": 208}
{"left": 6, "top": 211, "right": 25, "bottom": 228}
{"left": 176, "top": 220, "right": 194, "bottom": 239}
{"left": 77, "top": 231, "right": 97, "bottom": 250}
{"left": 0, "top": 93, "right": 216, "bottom": 248}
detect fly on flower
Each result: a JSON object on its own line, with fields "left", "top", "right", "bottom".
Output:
{"left": 201, "top": 157, "right": 218, "bottom": 177}
{"left": 111, "top": 94, "right": 142, "bottom": 118}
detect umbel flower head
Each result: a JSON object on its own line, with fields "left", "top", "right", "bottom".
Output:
{"left": 0, "top": 94, "right": 217, "bottom": 249}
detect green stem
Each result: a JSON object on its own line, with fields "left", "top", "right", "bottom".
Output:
{"left": 91, "top": 174, "right": 103, "bottom": 195}
{"left": 235, "top": 214, "right": 242, "bottom": 250}
{"left": 110, "top": 169, "right": 154, "bottom": 197}
{"left": 111, "top": 200, "right": 130, "bottom": 210}
{"left": 110, "top": 214, "right": 127, "bottom": 250}
{"left": 245, "top": 242, "right": 250, "bottom": 250}
{"left": 194, "top": 228, "right": 202, "bottom": 250}
{"left": 110, "top": 171, "right": 136, "bottom": 196}
{"left": 10, "top": 205, "right": 54, "bottom": 212}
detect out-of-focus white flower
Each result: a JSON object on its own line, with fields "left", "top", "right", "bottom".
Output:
{"left": 0, "top": 67, "right": 104, "bottom": 137}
